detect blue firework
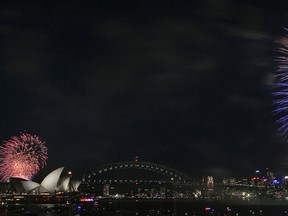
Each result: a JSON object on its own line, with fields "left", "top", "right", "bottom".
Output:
{"left": 274, "top": 34, "right": 288, "bottom": 136}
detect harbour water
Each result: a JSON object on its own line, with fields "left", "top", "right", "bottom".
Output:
{"left": 2, "top": 199, "right": 288, "bottom": 216}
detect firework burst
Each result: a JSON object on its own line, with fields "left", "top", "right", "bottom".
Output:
{"left": 0, "top": 133, "right": 48, "bottom": 181}
{"left": 273, "top": 32, "right": 288, "bottom": 138}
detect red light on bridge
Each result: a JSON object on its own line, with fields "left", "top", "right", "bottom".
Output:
{"left": 134, "top": 156, "right": 139, "bottom": 163}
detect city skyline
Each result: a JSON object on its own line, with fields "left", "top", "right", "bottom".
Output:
{"left": 1, "top": 0, "right": 288, "bottom": 179}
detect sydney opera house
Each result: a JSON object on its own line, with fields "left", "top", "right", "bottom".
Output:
{"left": 10, "top": 167, "right": 81, "bottom": 194}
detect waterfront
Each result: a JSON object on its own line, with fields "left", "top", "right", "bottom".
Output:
{"left": 97, "top": 199, "right": 288, "bottom": 216}
{"left": 2, "top": 199, "right": 288, "bottom": 216}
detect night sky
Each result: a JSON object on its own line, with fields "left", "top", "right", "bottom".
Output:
{"left": 0, "top": 0, "right": 288, "bottom": 180}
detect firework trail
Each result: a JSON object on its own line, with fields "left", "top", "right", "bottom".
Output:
{"left": 273, "top": 32, "right": 288, "bottom": 137}
{"left": 0, "top": 133, "right": 48, "bottom": 181}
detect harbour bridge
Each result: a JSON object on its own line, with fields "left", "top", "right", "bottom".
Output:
{"left": 80, "top": 161, "right": 270, "bottom": 198}
{"left": 81, "top": 161, "right": 196, "bottom": 191}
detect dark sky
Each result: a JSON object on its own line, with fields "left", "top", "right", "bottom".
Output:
{"left": 0, "top": 0, "right": 288, "bottom": 180}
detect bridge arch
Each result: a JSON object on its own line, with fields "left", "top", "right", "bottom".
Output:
{"left": 82, "top": 161, "right": 193, "bottom": 185}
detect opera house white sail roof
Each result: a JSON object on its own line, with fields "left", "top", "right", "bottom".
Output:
{"left": 11, "top": 167, "right": 81, "bottom": 194}
{"left": 40, "top": 167, "right": 64, "bottom": 193}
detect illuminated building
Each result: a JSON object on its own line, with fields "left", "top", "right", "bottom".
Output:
{"left": 103, "top": 184, "right": 110, "bottom": 197}
{"left": 223, "top": 178, "right": 236, "bottom": 186}
{"left": 10, "top": 167, "right": 81, "bottom": 194}
{"left": 207, "top": 176, "right": 214, "bottom": 190}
